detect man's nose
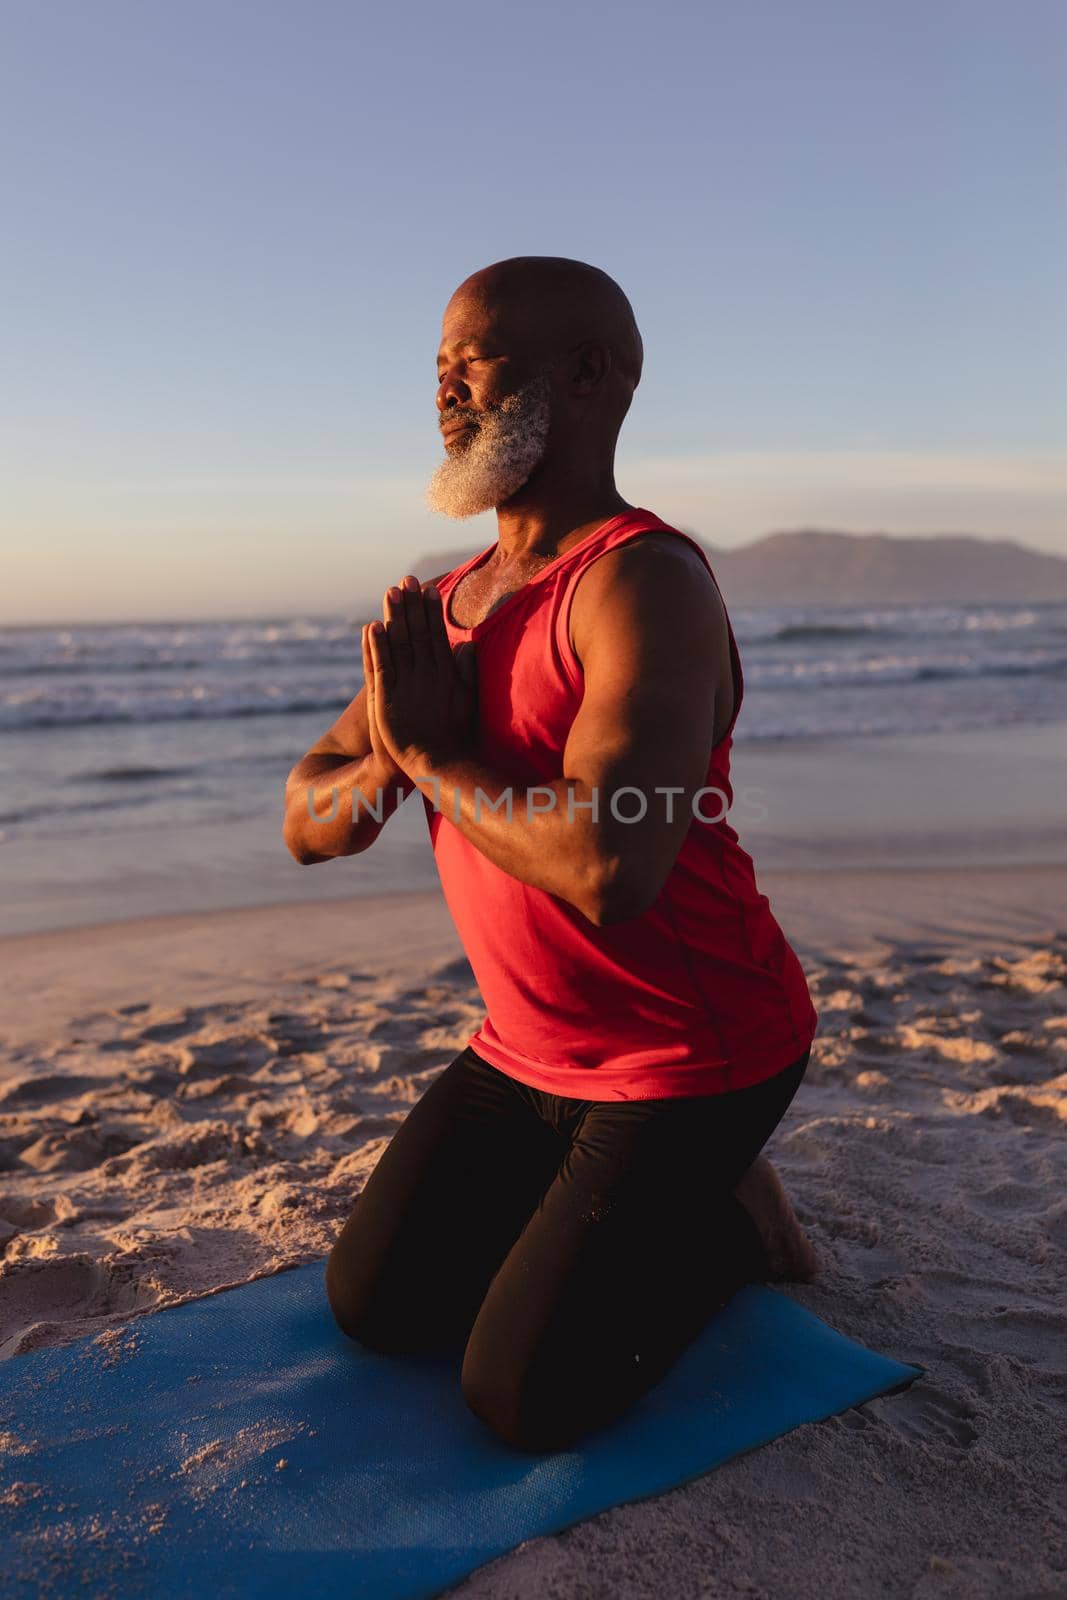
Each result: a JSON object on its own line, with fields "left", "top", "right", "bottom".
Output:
{"left": 436, "top": 370, "right": 471, "bottom": 412}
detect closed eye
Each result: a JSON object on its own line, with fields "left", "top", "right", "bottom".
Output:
{"left": 437, "top": 355, "right": 499, "bottom": 380}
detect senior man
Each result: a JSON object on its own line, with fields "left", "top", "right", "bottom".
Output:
{"left": 284, "top": 256, "right": 819, "bottom": 1454}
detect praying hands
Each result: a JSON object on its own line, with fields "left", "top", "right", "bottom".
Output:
{"left": 362, "top": 574, "right": 478, "bottom": 778}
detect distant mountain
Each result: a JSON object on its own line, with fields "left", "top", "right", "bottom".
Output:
{"left": 409, "top": 528, "right": 1067, "bottom": 606}
{"left": 409, "top": 546, "right": 489, "bottom": 583}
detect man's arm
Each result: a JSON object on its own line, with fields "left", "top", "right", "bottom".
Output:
{"left": 282, "top": 688, "right": 415, "bottom": 865}
{"left": 282, "top": 572, "right": 450, "bottom": 864}
{"left": 370, "top": 539, "right": 727, "bottom": 924}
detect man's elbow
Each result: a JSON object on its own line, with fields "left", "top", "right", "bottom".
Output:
{"left": 282, "top": 803, "right": 342, "bottom": 865}
{"left": 286, "top": 837, "right": 330, "bottom": 866}
{"left": 580, "top": 859, "right": 661, "bottom": 928}
{"left": 283, "top": 817, "right": 325, "bottom": 865}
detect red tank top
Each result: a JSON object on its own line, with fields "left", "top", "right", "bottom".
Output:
{"left": 425, "top": 507, "right": 818, "bottom": 1100}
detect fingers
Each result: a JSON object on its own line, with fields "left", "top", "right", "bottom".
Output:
{"left": 361, "top": 624, "right": 385, "bottom": 759}
{"left": 379, "top": 569, "right": 465, "bottom": 689}
{"left": 401, "top": 574, "right": 432, "bottom": 651}
{"left": 422, "top": 583, "right": 454, "bottom": 676}
{"left": 361, "top": 624, "right": 375, "bottom": 713}
{"left": 382, "top": 583, "right": 410, "bottom": 653}
{"left": 383, "top": 574, "right": 431, "bottom": 658}
{"left": 366, "top": 619, "right": 393, "bottom": 689}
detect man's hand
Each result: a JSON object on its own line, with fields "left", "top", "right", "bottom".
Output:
{"left": 363, "top": 574, "right": 477, "bottom": 776}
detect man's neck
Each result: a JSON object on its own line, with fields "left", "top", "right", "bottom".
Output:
{"left": 492, "top": 485, "right": 635, "bottom": 564}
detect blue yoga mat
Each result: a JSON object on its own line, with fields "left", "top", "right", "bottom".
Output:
{"left": 3, "top": 1257, "right": 921, "bottom": 1599}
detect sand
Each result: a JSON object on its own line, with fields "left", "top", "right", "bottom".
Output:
{"left": 1, "top": 867, "right": 1064, "bottom": 1597}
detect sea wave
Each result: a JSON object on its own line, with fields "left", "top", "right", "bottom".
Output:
{"left": 746, "top": 651, "right": 1067, "bottom": 690}
{"left": 0, "top": 688, "right": 350, "bottom": 732}
{"left": 769, "top": 622, "right": 895, "bottom": 643}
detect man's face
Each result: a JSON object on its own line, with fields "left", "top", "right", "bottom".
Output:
{"left": 424, "top": 292, "right": 555, "bottom": 519}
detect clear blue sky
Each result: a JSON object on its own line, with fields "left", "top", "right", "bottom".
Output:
{"left": 2, "top": 0, "right": 1064, "bottom": 623}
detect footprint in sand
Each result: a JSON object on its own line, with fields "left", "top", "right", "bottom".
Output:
{"left": 135, "top": 1006, "right": 212, "bottom": 1043}
{"left": 0, "top": 1195, "right": 57, "bottom": 1250}
{"left": 969, "top": 1084, "right": 1066, "bottom": 1132}
{"left": 365, "top": 1015, "right": 427, "bottom": 1044}
{"left": 17, "top": 1124, "right": 143, "bottom": 1174}
{"left": 122, "top": 1066, "right": 182, "bottom": 1095}
{"left": 0, "top": 1073, "right": 102, "bottom": 1109}
{"left": 101, "top": 1122, "right": 273, "bottom": 1177}
{"left": 175, "top": 1035, "right": 275, "bottom": 1078}
{"left": 268, "top": 1026, "right": 329, "bottom": 1060}
{"left": 392, "top": 979, "right": 480, "bottom": 1013}
{"left": 177, "top": 1073, "right": 263, "bottom": 1102}
{"left": 866, "top": 1379, "right": 979, "bottom": 1449}
{"left": 834, "top": 1379, "right": 977, "bottom": 1451}
{"left": 0, "top": 1196, "right": 57, "bottom": 1230}
{"left": 0, "top": 1255, "right": 161, "bottom": 1359}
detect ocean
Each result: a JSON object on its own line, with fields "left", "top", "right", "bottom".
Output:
{"left": 2, "top": 600, "right": 1066, "bottom": 935}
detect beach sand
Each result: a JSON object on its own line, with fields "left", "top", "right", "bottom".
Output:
{"left": 1, "top": 866, "right": 1064, "bottom": 1596}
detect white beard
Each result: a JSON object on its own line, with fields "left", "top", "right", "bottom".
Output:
{"left": 424, "top": 373, "right": 553, "bottom": 520}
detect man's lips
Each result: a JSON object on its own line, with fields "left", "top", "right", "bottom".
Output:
{"left": 441, "top": 419, "right": 478, "bottom": 442}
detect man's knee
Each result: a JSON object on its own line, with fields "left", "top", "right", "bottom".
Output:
{"left": 325, "top": 1242, "right": 467, "bottom": 1356}
{"left": 460, "top": 1337, "right": 578, "bottom": 1454}
{"left": 459, "top": 1347, "right": 538, "bottom": 1452}
{"left": 323, "top": 1237, "right": 406, "bottom": 1352}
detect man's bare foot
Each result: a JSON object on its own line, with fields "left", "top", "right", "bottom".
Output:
{"left": 732, "top": 1155, "right": 819, "bottom": 1283}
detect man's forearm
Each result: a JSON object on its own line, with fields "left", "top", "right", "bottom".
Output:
{"left": 403, "top": 749, "right": 623, "bottom": 920}
{"left": 285, "top": 752, "right": 415, "bottom": 861}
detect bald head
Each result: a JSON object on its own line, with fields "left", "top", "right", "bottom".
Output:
{"left": 457, "top": 256, "right": 643, "bottom": 387}
{"left": 447, "top": 256, "right": 643, "bottom": 397}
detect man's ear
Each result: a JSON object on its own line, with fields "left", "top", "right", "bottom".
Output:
{"left": 568, "top": 340, "right": 612, "bottom": 396}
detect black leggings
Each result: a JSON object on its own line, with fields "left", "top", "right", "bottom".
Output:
{"left": 325, "top": 1042, "right": 810, "bottom": 1453}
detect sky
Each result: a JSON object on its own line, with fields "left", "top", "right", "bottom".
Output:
{"left": 1, "top": 0, "right": 1064, "bottom": 624}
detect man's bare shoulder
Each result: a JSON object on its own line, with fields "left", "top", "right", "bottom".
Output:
{"left": 575, "top": 528, "right": 722, "bottom": 601}
{"left": 570, "top": 529, "right": 726, "bottom": 655}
